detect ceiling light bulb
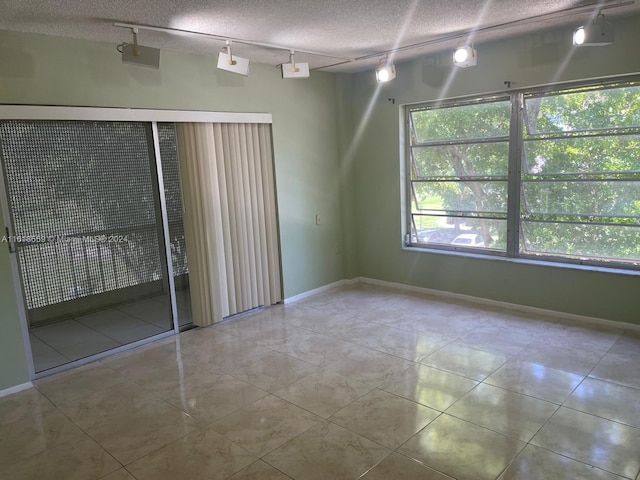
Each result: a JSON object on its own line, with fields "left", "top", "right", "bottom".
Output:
{"left": 375, "top": 58, "right": 396, "bottom": 83}
{"left": 453, "top": 45, "right": 477, "bottom": 67}
{"left": 378, "top": 68, "right": 391, "bottom": 82}
{"left": 572, "top": 15, "right": 614, "bottom": 47}
{"left": 453, "top": 48, "right": 468, "bottom": 63}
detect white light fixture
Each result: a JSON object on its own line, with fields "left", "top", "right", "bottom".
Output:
{"left": 375, "top": 56, "right": 396, "bottom": 83}
{"left": 573, "top": 13, "right": 614, "bottom": 46}
{"left": 120, "top": 28, "right": 160, "bottom": 69}
{"left": 217, "top": 40, "right": 250, "bottom": 76}
{"left": 453, "top": 44, "right": 477, "bottom": 67}
{"left": 281, "top": 50, "right": 310, "bottom": 79}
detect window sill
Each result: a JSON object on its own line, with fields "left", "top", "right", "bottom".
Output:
{"left": 402, "top": 245, "right": 640, "bottom": 277}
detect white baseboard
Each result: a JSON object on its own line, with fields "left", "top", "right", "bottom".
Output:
{"left": 359, "top": 277, "right": 640, "bottom": 334}
{"left": 283, "top": 276, "right": 640, "bottom": 333}
{"left": 0, "top": 381, "right": 33, "bottom": 398}
{"left": 284, "top": 278, "right": 358, "bottom": 304}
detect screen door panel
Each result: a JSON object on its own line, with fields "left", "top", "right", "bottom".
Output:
{"left": 0, "top": 120, "right": 173, "bottom": 372}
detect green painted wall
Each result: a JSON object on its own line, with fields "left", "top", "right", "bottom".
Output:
{"left": 348, "top": 16, "right": 640, "bottom": 324}
{"left": 0, "top": 30, "right": 346, "bottom": 299}
{"left": 334, "top": 73, "right": 358, "bottom": 279}
{"left": 2, "top": 15, "right": 640, "bottom": 390}
{"left": 0, "top": 30, "right": 346, "bottom": 388}
{"left": 0, "top": 206, "right": 30, "bottom": 390}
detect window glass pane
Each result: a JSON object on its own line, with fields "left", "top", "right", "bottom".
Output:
{"left": 412, "top": 142, "right": 509, "bottom": 178}
{"left": 524, "top": 84, "right": 640, "bottom": 135}
{"left": 521, "top": 221, "right": 640, "bottom": 264}
{"left": 408, "top": 81, "right": 640, "bottom": 268}
{"left": 157, "top": 123, "right": 189, "bottom": 277}
{"left": 157, "top": 123, "right": 192, "bottom": 327}
{"left": 413, "top": 181, "right": 508, "bottom": 214}
{"left": 523, "top": 135, "right": 640, "bottom": 175}
{"left": 411, "top": 100, "right": 510, "bottom": 143}
{"left": 522, "top": 181, "right": 640, "bottom": 218}
{"left": 412, "top": 215, "right": 507, "bottom": 250}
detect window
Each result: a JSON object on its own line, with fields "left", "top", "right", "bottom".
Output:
{"left": 407, "top": 80, "right": 640, "bottom": 269}
{"left": 408, "top": 97, "right": 510, "bottom": 252}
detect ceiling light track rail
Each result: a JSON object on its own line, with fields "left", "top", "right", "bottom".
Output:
{"left": 354, "top": 0, "right": 634, "bottom": 62}
{"left": 112, "top": 22, "right": 355, "bottom": 62}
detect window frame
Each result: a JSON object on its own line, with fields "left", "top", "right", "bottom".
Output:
{"left": 404, "top": 76, "right": 640, "bottom": 272}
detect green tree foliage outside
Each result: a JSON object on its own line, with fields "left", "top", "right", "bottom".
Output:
{"left": 409, "top": 83, "right": 640, "bottom": 265}
{"left": 410, "top": 99, "right": 510, "bottom": 250}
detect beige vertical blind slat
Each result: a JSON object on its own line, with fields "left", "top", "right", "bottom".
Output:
{"left": 212, "top": 123, "right": 234, "bottom": 317}
{"left": 233, "top": 124, "right": 251, "bottom": 312}
{"left": 249, "top": 124, "right": 266, "bottom": 307}
{"left": 176, "top": 121, "right": 281, "bottom": 326}
{"left": 259, "top": 124, "right": 281, "bottom": 305}
{"left": 178, "top": 125, "right": 210, "bottom": 323}
{"left": 243, "top": 125, "right": 260, "bottom": 310}
{"left": 225, "top": 124, "right": 242, "bottom": 313}
{"left": 214, "top": 124, "right": 232, "bottom": 314}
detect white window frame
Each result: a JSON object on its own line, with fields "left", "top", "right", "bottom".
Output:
{"left": 404, "top": 77, "right": 640, "bottom": 273}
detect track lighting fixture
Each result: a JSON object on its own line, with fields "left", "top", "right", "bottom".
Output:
{"left": 113, "top": 0, "right": 629, "bottom": 75}
{"left": 119, "top": 28, "right": 160, "bottom": 69}
{"left": 375, "top": 56, "right": 396, "bottom": 83}
{"left": 453, "top": 44, "right": 477, "bottom": 68}
{"left": 217, "top": 40, "right": 251, "bottom": 76}
{"left": 573, "top": 13, "right": 614, "bottom": 46}
{"left": 281, "top": 50, "right": 310, "bottom": 79}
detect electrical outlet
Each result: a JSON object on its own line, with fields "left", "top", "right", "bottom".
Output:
{"left": 315, "top": 214, "right": 321, "bottom": 225}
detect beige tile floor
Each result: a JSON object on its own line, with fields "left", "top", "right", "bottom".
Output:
{"left": 30, "top": 289, "right": 193, "bottom": 372}
{"left": 1, "top": 284, "right": 640, "bottom": 480}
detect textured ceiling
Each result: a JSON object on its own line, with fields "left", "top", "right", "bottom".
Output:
{"left": 1, "top": 0, "right": 639, "bottom": 72}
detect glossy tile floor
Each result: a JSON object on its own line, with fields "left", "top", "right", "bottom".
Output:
{"left": 29, "top": 289, "right": 193, "bottom": 372}
{"left": 2, "top": 284, "right": 640, "bottom": 480}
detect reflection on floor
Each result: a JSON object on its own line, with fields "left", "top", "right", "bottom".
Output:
{"left": 2, "top": 283, "right": 640, "bottom": 479}
{"left": 30, "top": 289, "right": 192, "bottom": 372}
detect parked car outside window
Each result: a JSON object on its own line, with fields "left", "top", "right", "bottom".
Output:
{"left": 416, "top": 228, "right": 459, "bottom": 244}
{"left": 452, "top": 233, "right": 485, "bottom": 247}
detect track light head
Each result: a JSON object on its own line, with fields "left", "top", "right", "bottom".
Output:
{"left": 281, "top": 50, "right": 310, "bottom": 79}
{"left": 573, "top": 14, "right": 614, "bottom": 46}
{"left": 217, "top": 40, "right": 250, "bottom": 76}
{"left": 453, "top": 44, "right": 477, "bottom": 67}
{"left": 375, "top": 57, "right": 396, "bottom": 83}
{"left": 120, "top": 28, "right": 160, "bottom": 69}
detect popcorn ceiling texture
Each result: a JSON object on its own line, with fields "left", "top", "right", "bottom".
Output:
{"left": 0, "top": 0, "right": 637, "bottom": 71}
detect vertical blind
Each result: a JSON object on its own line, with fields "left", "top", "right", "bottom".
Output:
{"left": 176, "top": 122, "right": 281, "bottom": 326}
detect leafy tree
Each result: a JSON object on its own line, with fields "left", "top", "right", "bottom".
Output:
{"left": 411, "top": 99, "right": 510, "bottom": 248}
{"left": 410, "top": 84, "right": 640, "bottom": 264}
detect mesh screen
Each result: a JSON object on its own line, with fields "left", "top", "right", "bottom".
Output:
{"left": 0, "top": 121, "right": 164, "bottom": 309}
{"left": 157, "top": 123, "right": 189, "bottom": 277}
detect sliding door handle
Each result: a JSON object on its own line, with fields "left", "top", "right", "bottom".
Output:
{"left": 4, "top": 227, "right": 15, "bottom": 253}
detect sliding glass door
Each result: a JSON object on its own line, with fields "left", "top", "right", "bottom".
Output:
{"left": 0, "top": 120, "right": 189, "bottom": 373}
{"left": 158, "top": 122, "right": 192, "bottom": 327}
